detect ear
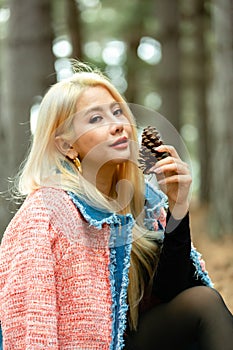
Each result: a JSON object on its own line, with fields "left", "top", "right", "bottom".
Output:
{"left": 55, "top": 136, "right": 77, "bottom": 160}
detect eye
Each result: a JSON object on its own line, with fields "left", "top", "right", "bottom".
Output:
{"left": 89, "top": 115, "right": 103, "bottom": 124}
{"left": 113, "top": 108, "right": 123, "bottom": 117}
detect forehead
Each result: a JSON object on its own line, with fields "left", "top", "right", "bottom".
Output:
{"left": 76, "top": 86, "right": 117, "bottom": 113}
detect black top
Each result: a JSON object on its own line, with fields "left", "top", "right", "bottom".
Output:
{"left": 140, "top": 211, "right": 203, "bottom": 313}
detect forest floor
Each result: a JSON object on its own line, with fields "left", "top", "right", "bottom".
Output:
{"left": 190, "top": 204, "right": 233, "bottom": 314}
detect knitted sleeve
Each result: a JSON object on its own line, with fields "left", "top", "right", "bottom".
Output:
{"left": 0, "top": 194, "right": 58, "bottom": 349}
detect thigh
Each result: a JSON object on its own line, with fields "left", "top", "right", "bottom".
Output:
{"left": 125, "top": 288, "right": 204, "bottom": 350}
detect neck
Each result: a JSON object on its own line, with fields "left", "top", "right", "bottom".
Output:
{"left": 82, "top": 163, "right": 117, "bottom": 197}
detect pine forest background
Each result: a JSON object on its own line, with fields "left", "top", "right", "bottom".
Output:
{"left": 0, "top": 0, "right": 232, "bottom": 311}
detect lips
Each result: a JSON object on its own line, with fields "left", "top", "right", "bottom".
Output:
{"left": 110, "top": 137, "right": 128, "bottom": 147}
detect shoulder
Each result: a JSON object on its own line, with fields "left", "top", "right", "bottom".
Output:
{"left": 23, "top": 186, "right": 77, "bottom": 217}
{"left": 6, "top": 187, "right": 72, "bottom": 225}
{"left": 31, "top": 187, "right": 86, "bottom": 243}
{"left": 2, "top": 187, "right": 81, "bottom": 243}
{"left": 27, "top": 186, "right": 71, "bottom": 208}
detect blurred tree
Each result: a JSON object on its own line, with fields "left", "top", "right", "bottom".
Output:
{"left": 209, "top": 0, "right": 233, "bottom": 236}
{"left": 192, "top": 0, "right": 210, "bottom": 203}
{"left": 0, "top": 0, "right": 55, "bottom": 237}
{"left": 123, "top": 1, "right": 146, "bottom": 103}
{"left": 180, "top": 0, "right": 211, "bottom": 203}
{"left": 0, "top": 1, "right": 10, "bottom": 238}
{"left": 66, "top": 0, "right": 83, "bottom": 59}
{"left": 124, "top": 10, "right": 142, "bottom": 102}
{"left": 155, "top": 0, "right": 181, "bottom": 131}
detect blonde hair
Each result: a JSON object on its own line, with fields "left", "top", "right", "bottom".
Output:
{"left": 17, "top": 61, "right": 159, "bottom": 330}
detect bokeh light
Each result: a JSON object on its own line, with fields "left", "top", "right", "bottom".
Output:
{"left": 102, "top": 40, "right": 127, "bottom": 66}
{"left": 52, "top": 37, "right": 72, "bottom": 58}
{"left": 137, "top": 37, "right": 162, "bottom": 65}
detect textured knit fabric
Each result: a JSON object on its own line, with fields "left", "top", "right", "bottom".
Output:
{"left": 0, "top": 188, "right": 113, "bottom": 349}
{"left": 0, "top": 186, "right": 212, "bottom": 349}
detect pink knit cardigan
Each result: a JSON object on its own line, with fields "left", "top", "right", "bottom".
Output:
{"left": 0, "top": 188, "right": 113, "bottom": 349}
{"left": 0, "top": 186, "right": 213, "bottom": 349}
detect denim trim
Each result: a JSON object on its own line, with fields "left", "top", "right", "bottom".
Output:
{"left": 190, "top": 246, "right": 214, "bottom": 287}
{"left": 67, "top": 191, "right": 134, "bottom": 349}
{"left": 109, "top": 244, "right": 117, "bottom": 350}
{"left": 109, "top": 217, "right": 133, "bottom": 350}
{"left": 144, "top": 182, "right": 168, "bottom": 210}
{"left": 116, "top": 241, "right": 131, "bottom": 350}
{"left": 67, "top": 191, "right": 125, "bottom": 229}
{"left": 145, "top": 194, "right": 168, "bottom": 213}
{"left": 144, "top": 183, "right": 168, "bottom": 233}
{"left": 68, "top": 183, "right": 166, "bottom": 231}
{"left": 0, "top": 324, "right": 2, "bottom": 350}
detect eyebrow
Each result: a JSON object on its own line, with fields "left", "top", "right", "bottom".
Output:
{"left": 82, "top": 102, "right": 121, "bottom": 116}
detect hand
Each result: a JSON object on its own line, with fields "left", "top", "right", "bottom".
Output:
{"left": 149, "top": 145, "right": 192, "bottom": 219}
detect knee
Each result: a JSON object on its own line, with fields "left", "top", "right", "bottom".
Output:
{"left": 193, "top": 286, "right": 223, "bottom": 304}
{"left": 182, "top": 286, "right": 225, "bottom": 314}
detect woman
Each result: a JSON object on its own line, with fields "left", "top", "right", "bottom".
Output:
{"left": 0, "top": 62, "right": 232, "bottom": 350}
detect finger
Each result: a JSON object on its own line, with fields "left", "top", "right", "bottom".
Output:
{"left": 154, "top": 145, "right": 180, "bottom": 159}
{"left": 153, "top": 162, "right": 190, "bottom": 176}
{"left": 157, "top": 174, "right": 192, "bottom": 185}
{"left": 150, "top": 158, "right": 190, "bottom": 174}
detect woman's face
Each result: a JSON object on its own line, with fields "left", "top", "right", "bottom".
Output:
{"left": 71, "top": 86, "right": 133, "bottom": 168}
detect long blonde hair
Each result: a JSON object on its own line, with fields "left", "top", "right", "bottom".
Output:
{"left": 17, "top": 62, "right": 159, "bottom": 330}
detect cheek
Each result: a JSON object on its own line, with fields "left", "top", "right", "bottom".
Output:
{"left": 74, "top": 131, "right": 103, "bottom": 159}
{"left": 75, "top": 138, "right": 92, "bottom": 158}
{"left": 125, "top": 123, "right": 133, "bottom": 138}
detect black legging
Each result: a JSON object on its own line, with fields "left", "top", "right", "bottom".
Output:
{"left": 124, "top": 286, "right": 233, "bottom": 350}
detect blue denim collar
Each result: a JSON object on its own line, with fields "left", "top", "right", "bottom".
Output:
{"left": 67, "top": 182, "right": 167, "bottom": 230}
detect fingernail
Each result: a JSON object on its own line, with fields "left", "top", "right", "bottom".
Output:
{"left": 154, "top": 167, "right": 162, "bottom": 174}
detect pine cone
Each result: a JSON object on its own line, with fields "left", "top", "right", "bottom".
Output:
{"left": 138, "top": 126, "right": 170, "bottom": 174}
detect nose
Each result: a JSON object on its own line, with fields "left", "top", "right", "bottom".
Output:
{"left": 110, "top": 120, "right": 124, "bottom": 134}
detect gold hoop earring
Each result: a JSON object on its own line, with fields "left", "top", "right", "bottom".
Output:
{"left": 73, "top": 156, "right": 82, "bottom": 173}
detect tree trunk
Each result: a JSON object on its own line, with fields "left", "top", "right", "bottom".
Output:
{"left": 66, "top": 0, "right": 83, "bottom": 59}
{"left": 188, "top": 0, "right": 210, "bottom": 204}
{"left": 0, "top": 19, "right": 9, "bottom": 239}
{"left": 0, "top": 0, "right": 55, "bottom": 237}
{"left": 124, "top": 1, "right": 145, "bottom": 104}
{"left": 192, "top": 1, "right": 210, "bottom": 203}
{"left": 155, "top": 0, "right": 181, "bottom": 131}
{"left": 209, "top": 0, "right": 233, "bottom": 236}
